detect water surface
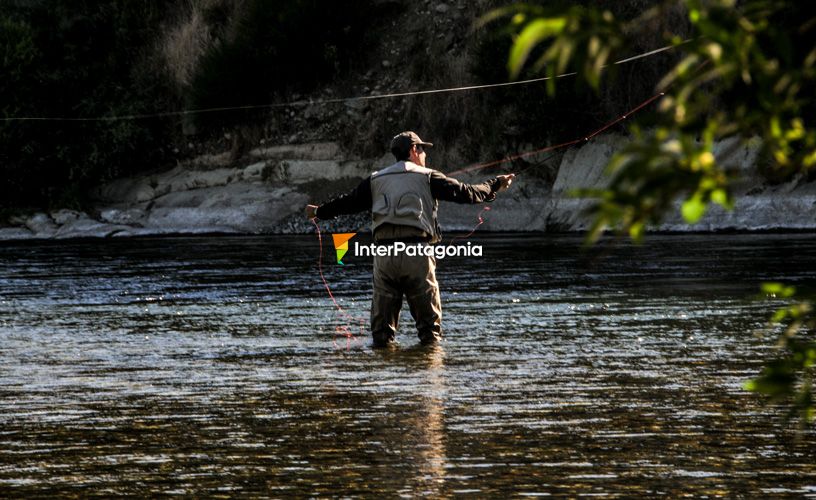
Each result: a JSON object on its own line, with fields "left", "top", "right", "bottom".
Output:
{"left": 1, "top": 233, "right": 815, "bottom": 497}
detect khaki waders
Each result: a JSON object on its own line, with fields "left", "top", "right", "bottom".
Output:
{"left": 371, "top": 249, "right": 442, "bottom": 347}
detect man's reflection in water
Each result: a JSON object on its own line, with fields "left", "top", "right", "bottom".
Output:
{"left": 404, "top": 344, "right": 448, "bottom": 496}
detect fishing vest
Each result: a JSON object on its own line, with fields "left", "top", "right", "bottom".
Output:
{"left": 370, "top": 161, "right": 439, "bottom": 242}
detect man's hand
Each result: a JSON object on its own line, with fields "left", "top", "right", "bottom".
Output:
{"left": 496, "top": 174, "right": 515, "bottom": 192}
{"left": 305, "top": 204, "right": 318, "bottom": 219}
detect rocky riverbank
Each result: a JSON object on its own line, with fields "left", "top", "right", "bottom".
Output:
{"left": 2, "top": 135, "right": 815, "bottom": 241}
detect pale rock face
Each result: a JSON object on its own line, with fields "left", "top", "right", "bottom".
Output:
{"left": 546, "top": 135, "right": 622, "bottom": 231}
{"left": 54, "top": 213, "right": 130, "bottom": 239}
{"left": 143, "top": 184, "right": 306, "bottom": 234}
{"left": 3, "top": 137, "right": 816, "bottom": 240}
{"left": 248, "top": 142, "right": 341, "bottom": 161}
{"left": 24, "top": 213, "right": 59, "bottom": 237}
{"left": 51, "top": 209, "right": 82, "bottom": 226}
{"left": 545, "top": 134, "right": 816, "bottom": 233}
{"left": 0, "top": 227, "right": 34, "bottom": 239}
{"left": 99, "top": 208, "right": 147, "bottom": 226}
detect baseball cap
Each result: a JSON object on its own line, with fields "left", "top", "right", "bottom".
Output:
{"left": 390, "top": 131, "right": 434, "bottom": 152}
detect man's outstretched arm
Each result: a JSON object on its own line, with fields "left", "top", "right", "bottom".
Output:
{"left": 305, "top": 177, "right": 372, "bottom": 220}
{"left": 430, "top": 171, "right": 514, "bottom": 204}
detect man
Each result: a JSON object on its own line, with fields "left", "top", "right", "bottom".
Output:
{"left": 305, "top": 131, "right": 514, "bottom": 347}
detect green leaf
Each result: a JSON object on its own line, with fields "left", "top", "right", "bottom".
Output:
{"left": 711, "top": 188, "right": 732, "bottom": 209}
{"left": 746, "top": 361, "right": 797, "bottom": 397}
{"left": 629, "top": 221, "right": 645, "bottom": 241}
{"left": 475, "top": 6, "right": 525, "bottom": 29}
{"left": 761, "top": 282, "right": 796, "bottom": 298}
{"left": 681, "top": 196, "right": 706, "bottom": 223}
{"left": 762, "top": 282, "right": 785, "bottom": 294}
{"left": 771, "top": 309, "right": 788, "bottom": 322}
{"left": 508, "top": 17, "right": 567, "bottom": 79}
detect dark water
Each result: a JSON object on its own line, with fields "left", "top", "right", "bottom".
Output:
{"left": 1, "top": 233, "right": 815, "bottom": 497}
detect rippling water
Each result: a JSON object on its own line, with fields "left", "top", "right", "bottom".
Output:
{"left": 1, "top": 233, "right": 815, "bottom": 497}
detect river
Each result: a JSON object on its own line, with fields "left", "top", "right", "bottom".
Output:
{"left": 1, "top": 233, "right": 815, "bottom": 497}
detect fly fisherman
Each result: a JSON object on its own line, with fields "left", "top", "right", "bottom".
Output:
{"left": 305, "top": 131, "right": 514, "bottom": 348}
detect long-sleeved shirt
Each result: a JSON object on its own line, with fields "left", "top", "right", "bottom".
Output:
{"left": 316, "top": 170, "right": 500, "bottom": 220}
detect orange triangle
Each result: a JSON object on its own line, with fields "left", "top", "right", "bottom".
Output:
{"left": 332, "top": 233, "right": 356, "bottom": 249}
{"left": 332, "top": 233, "right": 357, "bottom": 248}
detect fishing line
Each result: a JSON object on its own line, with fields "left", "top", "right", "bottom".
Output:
{"left": 1, "top": 41, "right": 687, "bottom": 123}
{"left": 447, "top": 91, "right": 665, "bottom": 177}
{"left": 449, "top": 206, "right": 491, "bottom": 246}
{"left": 310, "top": 218, "right": 364, "bottom": 349}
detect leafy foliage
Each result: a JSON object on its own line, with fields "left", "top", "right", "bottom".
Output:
{"left": 488, "top": 0, "right": 816, "bottom": 242}
{"left": 488, "top": 0, "right": 816, "bottom": 423}
{"left": 747, "top": 284, "right": 815, "bottom": 425}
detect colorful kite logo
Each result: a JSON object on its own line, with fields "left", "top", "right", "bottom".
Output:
{"left": 331, "top": 233, "right": 356, "bottom": 265}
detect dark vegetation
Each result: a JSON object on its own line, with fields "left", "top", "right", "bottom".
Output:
{"left": 1, "top": 1, "right": 174, "bottom": 210}
{"left": 2, "top": 0, "right": 686, "bottom": 214}
{"left": 0, "top": 0, "right": 379, "bottom": 211}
